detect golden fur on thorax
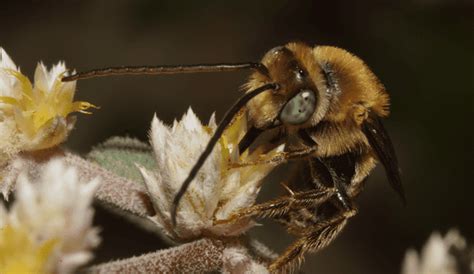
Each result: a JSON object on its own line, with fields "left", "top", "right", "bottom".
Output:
{"left": 313, "top": 46, "right": 390, "bottom": 123}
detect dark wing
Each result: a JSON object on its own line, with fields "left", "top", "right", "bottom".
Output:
{"left": 362, "top": 114, "right": 406, "bottom": 204}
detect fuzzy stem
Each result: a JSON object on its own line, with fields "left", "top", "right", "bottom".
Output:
{"left": 84, "top": 238, "right": 224, "bottom": 273}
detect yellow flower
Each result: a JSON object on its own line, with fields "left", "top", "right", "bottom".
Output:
{"left": 0, "top": 48, "right": 96, "bottom": 152}
{"left": 0, "top": 226, "right": 57, "bottom": 274}
{"left": 0, "top": 160, "right": 101, "bottom": 274}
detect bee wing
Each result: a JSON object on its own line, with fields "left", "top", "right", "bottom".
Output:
{"left": 362, "top": 115, "right": 406, "bottom": 204}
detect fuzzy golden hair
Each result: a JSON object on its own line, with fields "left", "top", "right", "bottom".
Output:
{"left": 245, "top": 42, "right": 390, "bottom": 131}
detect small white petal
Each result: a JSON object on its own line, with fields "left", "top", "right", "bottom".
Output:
{"left": 444, "top": 229, "right": 466, "bottom": 250}
{"left": 420, "top": 233, "right": 449, "bottom": 271}
{"left": 208, "top": 112, "right": 217, "bottom": 129}
{"left": 0, "top": 48, "right": 18, "bottom": 70}
{"left": 34, "top": 62, "right": 50, "bottom": 92}
{"left": 34, "top": 61, "right": 67, "bottom": 92}
{"left": 217, "top": 183, "right": 259, "bottom": 220}
{"left": 401, "top": 249, "right": 420, "bottom": 274}
{"left": 0, "top": 48, "right": 21, "bottom": 99}
{"left": 138, "top": 164, "right": 169, "bottom": 218}
{"left": 181, "top": 107, "right": 202, "bottom": 132}
{"left": 150, "top": 114, "right": 170, "bottom": 170}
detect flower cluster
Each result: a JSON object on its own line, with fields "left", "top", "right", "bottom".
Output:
{"left": 138, "top": 108, "right": 283, "bottom": 241}
{"left": 0, "top": 160, "right": 100, "bottom": 274}
{"left": 0, "top": 47, "right": 96, "bottom": 159}
{"left": 402, "top": 229, "right": 473, "bottom": 274}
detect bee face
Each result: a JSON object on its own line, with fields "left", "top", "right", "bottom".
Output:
{"left": 246, "top": 43, "right": 329, "bottom": 129}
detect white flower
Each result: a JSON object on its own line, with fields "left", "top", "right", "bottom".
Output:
{"left": 0, "top": 159, "right": 101, "bottom": 274}
{"left": 0, "top": 48, "right": 97, "bottom": 199}
{"left": 138, "top": 108, "right": 283, "bottom": 241}
{"left": 402, "top": 229, "right": 472, "bottom": 274}
{"left": 0, "top": 47, "right": 96, "bottom": 155}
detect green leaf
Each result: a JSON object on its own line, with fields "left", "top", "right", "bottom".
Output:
{"left": 88, "top": 136, "right": 156, "bottom": 184}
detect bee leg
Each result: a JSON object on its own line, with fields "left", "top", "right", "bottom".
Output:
{"left": 269, "top": 208, "right": 357, "bottom": 273}
{"left": 239, "top": 124, "right": 284, "bottom": 155}
{"left": 229, "top": 146, "right": 317, "bottom": 168}
{"left": 308, "top": 157, "right": 332, "bottom": 190}
{"left": 329, "top": 169, "right": 353, "bottom": 211}
{"left": 298, "top": 128, "right": 317, "bottom": 147}
{"left": 213, "top": 188, "right": 335, "bottom": 225}
{"left": 238, "top": 126, "right": 264, "bottom": 154}
{"left": 316, "top": 158, "right": 353, "bottom": 211}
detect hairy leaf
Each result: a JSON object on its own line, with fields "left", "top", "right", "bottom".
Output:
{"left": 87, "top": 136, "right": 155, "bottom": 184}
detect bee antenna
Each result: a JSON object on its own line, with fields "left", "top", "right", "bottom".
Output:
{"left": 62, "top": 62, "right": 269, "bottom": 82}
{"left": 171, "top": 83, "right": 279, "bottom": 227}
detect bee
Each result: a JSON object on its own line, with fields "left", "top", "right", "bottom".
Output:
{"left": 63, "top": 42, "right": 405, "bottom": 273}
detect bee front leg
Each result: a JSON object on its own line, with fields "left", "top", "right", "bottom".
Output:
{"left": 328, "top": 168, "right": 353, "bottom": 211}
{"left": 213, "top": 188, "right": 335, "bottom": 225}
{"left": 229, "top": 146, "right": 317, "bottom": 168}
{"left": 269, "top": 208, "right": 357, "bottom": 273}
{"left": 238, "top": 126, "right": 264, "bottom": 153}
{"left": 316, "top": 158, "right": 354, "bottom": 211}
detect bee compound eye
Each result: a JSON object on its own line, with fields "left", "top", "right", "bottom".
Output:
{"left": 280, "top": 89, "right": 317, "bottom": 125}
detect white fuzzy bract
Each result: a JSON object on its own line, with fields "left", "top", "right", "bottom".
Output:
{"left": 0, "top": 160, "right": 101, "bottom": 274}
{"left": 138, "top": 108, "right": 283, "bottom": 241}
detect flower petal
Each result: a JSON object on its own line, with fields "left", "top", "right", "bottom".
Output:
{"left": 0, "top": 48, "right": 17, "bottom": 70}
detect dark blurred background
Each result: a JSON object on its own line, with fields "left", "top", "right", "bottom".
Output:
{"left": 1, "top": 0, "right": 472, "bottom": 273}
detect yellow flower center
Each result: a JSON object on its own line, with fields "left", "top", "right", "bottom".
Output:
{"left": 0, "top": 226, "right": 57, "bottom": 274}
{"left": 0, "top": 69, "right": 97, "bottom": 138}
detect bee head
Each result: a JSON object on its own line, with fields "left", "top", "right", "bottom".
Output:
{"left": 245, "top": 43, "right": 390, "bottom": 130}
{"left": 245, "top": 42, "right": 326, "bottom": 129}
